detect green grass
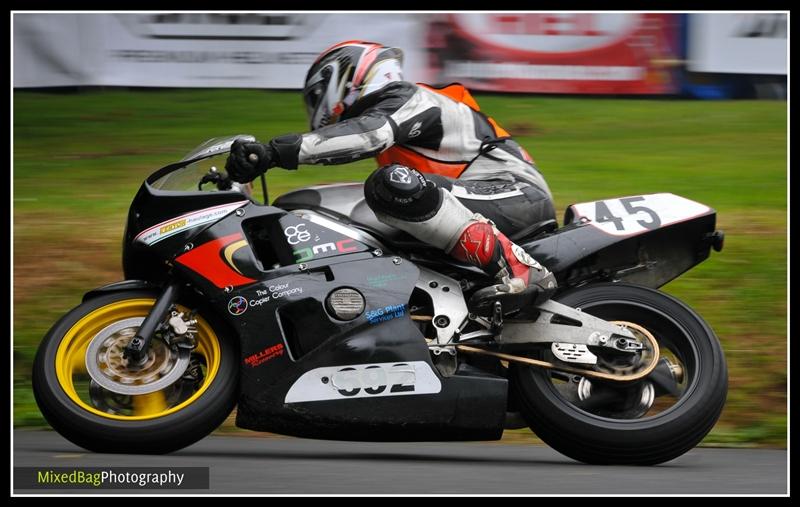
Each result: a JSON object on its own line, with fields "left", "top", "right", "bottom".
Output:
{"left": 13, "top": 89, "right": 787, "bottom": 446}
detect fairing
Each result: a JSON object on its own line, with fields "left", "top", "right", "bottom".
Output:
{"left": 112, "top": 149, "right": 720, "bottom": 441}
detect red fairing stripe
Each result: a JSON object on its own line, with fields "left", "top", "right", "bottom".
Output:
{"left": 175, "top": 232, "right": 257, "bottom": 288}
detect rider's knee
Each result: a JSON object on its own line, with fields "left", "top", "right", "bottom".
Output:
{"left": 364, "top": 164, "right": 443, "bottom": 221}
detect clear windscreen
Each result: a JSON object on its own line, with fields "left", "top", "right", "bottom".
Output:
{"left": 151, "top": 152, "right": 255, "bottom": 198}
{"left": 180, "top": 134, "right": 255, "bottom": 162}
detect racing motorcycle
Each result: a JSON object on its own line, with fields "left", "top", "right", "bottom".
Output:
{"left": 32, "top": 136, "right": 728, "bottom": 465}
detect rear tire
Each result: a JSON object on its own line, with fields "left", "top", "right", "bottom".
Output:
{"left": 511, "top": 283, "right": 727, "bottom": 465}
{"left": 32, "top": 290, "right": 238, "bottom": 454}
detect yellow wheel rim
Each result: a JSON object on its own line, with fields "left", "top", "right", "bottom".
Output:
{"left": 55, "top": 298, "right": 222, "bottom": 420}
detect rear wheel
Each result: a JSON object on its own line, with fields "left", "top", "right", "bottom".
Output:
{"left": 32, "top": 290, "right": 238, "bottom": 454}
{"left": 511, "top": 283, "right": 728, "bottom": 465}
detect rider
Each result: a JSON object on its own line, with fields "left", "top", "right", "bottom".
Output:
{"left": 225, "top": 40, "right": 557, "bottom": 312}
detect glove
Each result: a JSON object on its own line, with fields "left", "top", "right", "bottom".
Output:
{"left": 225, "top": 139, "right": 276, "bottom": 183}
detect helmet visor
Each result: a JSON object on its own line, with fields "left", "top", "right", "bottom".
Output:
{"left": 303, "top": 80, "right": 326, "bottom": 119}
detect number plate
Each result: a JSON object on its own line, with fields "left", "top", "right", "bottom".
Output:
{"left": 569, "top": 193, "right": 711, "bottom": 237}
{"left": 284, "top": 361, "right": 442, "bottom": 403}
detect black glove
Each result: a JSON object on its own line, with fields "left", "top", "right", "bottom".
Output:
{"left": 225, "top": 139, "right": 276, "bottom": 183}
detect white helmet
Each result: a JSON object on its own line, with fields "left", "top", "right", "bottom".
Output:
{"left": 303, "top": 40, "right": 404, "bottom": 131}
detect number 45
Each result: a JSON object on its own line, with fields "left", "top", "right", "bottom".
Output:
{"left": 595, "top": 196, "right": 661, "bottom": 231}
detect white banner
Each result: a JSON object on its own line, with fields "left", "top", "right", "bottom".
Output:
{"left": 15, "top": 13, "right": 788, "bottom": 89}
{"left": 13, "top": 13, "right": 426, "bottom": 88}
{"left": 688, "top": 13, "right": 787, "bottom": 75}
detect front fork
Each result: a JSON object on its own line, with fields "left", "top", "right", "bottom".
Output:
{"left": 123, "top": 282, "right": 181, "bottom": 363}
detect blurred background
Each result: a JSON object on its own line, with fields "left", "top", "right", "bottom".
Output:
{"left": 12, "top": 12, "right": 787, "bottom": 447}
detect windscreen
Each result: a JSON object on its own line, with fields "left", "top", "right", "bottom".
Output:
{"left": 151, "top": 152, "right": 254, "bottom": 197}
{"left": 180, "top": 134, "right": 255, "bottom": 162}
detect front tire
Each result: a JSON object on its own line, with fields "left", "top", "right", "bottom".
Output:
{"left": 511, "top": 283, "right": 728, "bottom": 465}
{"left": 32, "top": 290, "right": 238, "bottom": 454}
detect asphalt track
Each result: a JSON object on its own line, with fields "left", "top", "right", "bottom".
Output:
{"left": 13, "top": 430, "right": 787, "bottom": 495}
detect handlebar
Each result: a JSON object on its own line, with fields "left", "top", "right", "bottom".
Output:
{"left": 198, "top": 167, "right": 233, "bottom": 191}
{"left": 198, "top": 165, "right": 268, "bottom": 204}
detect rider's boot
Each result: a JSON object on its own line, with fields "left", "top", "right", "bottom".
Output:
{"left": 448, "top": 217, "right": 557, "bottom": 313}
{"left": 363, "top": 164, "right": 556, "bottom": 313}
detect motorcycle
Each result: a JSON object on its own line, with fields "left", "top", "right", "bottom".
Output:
{"left": 32, "top": 135, "right": 728, "bottom": 465}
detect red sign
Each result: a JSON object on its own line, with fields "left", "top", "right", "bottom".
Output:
{"left": 244, "top": 343, "right": 285, "bottom": 368}
{"left": 425, "top": 13, "right": 680, "bottom": 94}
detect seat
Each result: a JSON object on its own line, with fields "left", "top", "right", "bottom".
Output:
{"left": 273, "top": 183, "right": 559, "bottom": 250}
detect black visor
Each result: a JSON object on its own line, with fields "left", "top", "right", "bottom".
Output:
{"left": 303, "top": 82, "right": 325, "bottom": 119}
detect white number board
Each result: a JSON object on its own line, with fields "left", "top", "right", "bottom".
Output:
{"left": 285, "top": 361, "right": 442, "bottom": 403}
{"left": 568, "top": 193, "right": 711, "bottom": 237}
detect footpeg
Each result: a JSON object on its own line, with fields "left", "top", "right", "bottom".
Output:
{"left": 490, "top": 301, "right": 503, "bottom": 333}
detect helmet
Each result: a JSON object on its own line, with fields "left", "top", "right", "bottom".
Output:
{"left": 303, "top": 40, "right": 404, "bottom": 131}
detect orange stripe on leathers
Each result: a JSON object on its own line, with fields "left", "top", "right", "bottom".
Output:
{"left": 418, "top": 83, "right": 510, "bottom": 138}
{"left": 376, "top": 146, "right": 467, "bottom": 179}
{"left": 418, "top": 83, "right": 482, "bottom": 111}
{"left": 376, "top": 83, "right": 515, "bottom": 177}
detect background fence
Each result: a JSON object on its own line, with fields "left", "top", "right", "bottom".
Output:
{"left": 13, "top": 13, "right": 787, "bottom": 97}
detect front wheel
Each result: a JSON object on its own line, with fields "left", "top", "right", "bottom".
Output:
{"left": 32, "top": 290, "right": 238, "bottom": 454}
{"left": 511, "top": 283, "right": 728, "bottom": 465}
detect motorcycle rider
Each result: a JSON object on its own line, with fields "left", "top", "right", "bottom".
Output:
{"left": 225, "top": 40, "right": 557, "bottom": 312}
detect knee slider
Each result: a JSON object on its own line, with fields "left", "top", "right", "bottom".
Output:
{"left": 364, "top": 164, "right": 443, "bottom": 221}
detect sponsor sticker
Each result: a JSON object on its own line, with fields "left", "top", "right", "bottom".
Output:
{"left": 365, "top": 304, "right": 407, "bottom": 325}
{"left": 227, "top": 296, "right": 248, "bottom": 315}
{"left": 159, "top": 219, "right": 187, "bottom": 234}
{"left": 293, "top": 238, "right": 358, "bottom": 263}
{"left": 244, "top": 343, "right": 285, "bottom": 367}
{"left": 283, "top": 223, "right": 311, "bottom": 245}
{"left": 135, "top": 201, "right": 249, "bottom": 246}
{"left": 243, "top": 283, "right": 305, "bottom": 308}
{"left": 365, "top": 273, "right": 407, "bottom": 288}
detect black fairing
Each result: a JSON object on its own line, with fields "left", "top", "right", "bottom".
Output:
{"left": 187, "top": 217, "right": 507, "bottom": 440}
{"left": 129, "top": 192, "right": 508, "bottom": 441}
{"left": 123, "top": 177, "right": 251, "bottom": 282}
{"left": 519, "top": 209, "right": 718, "bottom": 289}
{"left": 108, "top": 149, "right": 720, "bottom": 443}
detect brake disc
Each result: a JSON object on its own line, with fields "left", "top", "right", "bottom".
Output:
{"left": 85, "top": 317, "right": 190, "bottom": 395}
